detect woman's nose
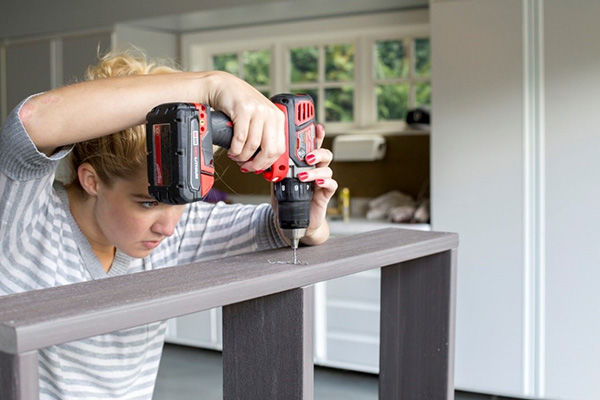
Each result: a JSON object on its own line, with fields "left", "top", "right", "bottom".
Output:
{"left": 151, "top": 207, "right": 184, "bottom": 237}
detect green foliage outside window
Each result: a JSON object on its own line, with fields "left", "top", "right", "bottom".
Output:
{"left": 415, "top": 81, "right": 431, "bottom": 108}
{"left": 325, "top": 87, "right": 353, "bottom": 122}
{"left": 376, "top": 40, "right": 408, "bottom": 79}
{"left": 243, "top": 50, "right": 270, "bottom": 86}
{"left": 414, "top": 38, "right": 431, "bottom": 77}
{"left": 291, "top": 47, "right": 318, "bottom": 83}
{"left": 377, "top": 84, "right": 409, "bottom": 120}
{"left": 213, "top": 53, "right": 238, "bottom": 75}
{"left": 325, "top": 44, "right": 354, "bottom": 82}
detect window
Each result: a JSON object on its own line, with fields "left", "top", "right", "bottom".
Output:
{"left": 288, "top": 43, "right": 355, "bottom": 123}
{"left": 186, "top": 11, "right": 429, "bottom": 133}
{"left": 375, "top": 38, "right": 431, "bottom": 122}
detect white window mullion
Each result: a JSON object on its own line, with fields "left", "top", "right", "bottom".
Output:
{"left": 318, "top": 45, "right": 325, "bottom": 123}
{"left": 355, "top": 36, "right": 367, "bottom": 128}
{"left": 274, "top": 42, "right": 285, "bottom": 95}
{"left": 237, "top": 52, "right": 244, "bottom": 79}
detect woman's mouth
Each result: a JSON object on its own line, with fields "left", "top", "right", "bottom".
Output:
{"left": 142, "top": 240, "right": 161, "bottom": 250}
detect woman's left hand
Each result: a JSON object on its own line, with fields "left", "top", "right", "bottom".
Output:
{"left": 294, "top": 124, "right": 338, "bottom": 245}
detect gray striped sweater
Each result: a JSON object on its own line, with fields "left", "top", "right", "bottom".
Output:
{"left": 0, "top": 98, "right": 287, "bottom": 399}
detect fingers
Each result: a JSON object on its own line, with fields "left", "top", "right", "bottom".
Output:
{"left": 315, "top": 123, "right": 325, "bottom": 149}
{"left": 297, "top": 166, "right": 333, "bottom": 183}
{"left": 305, "top": 148, "right": 333, "bottom": 168}
{"left": 248, "top": 108, "right": 286, "bottom": 171}
{"left": 229, "top": 105, "right": 286, "bottom": 172}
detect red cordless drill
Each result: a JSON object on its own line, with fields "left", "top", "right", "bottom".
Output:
{"left": 146, "top": 93, "right": 317, "bottom": 258}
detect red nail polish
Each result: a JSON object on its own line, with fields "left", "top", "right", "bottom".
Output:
{"left": 241, "top": 167, "right": 249, "bottom": 173}
{"left": 316, "top": 179, "right": 325, "bottom": 185}
{"left": 306, "top": 154, "right": 316, "bottom": 164}
{"left": 255, "top": 169, "right": 264, "bottom": 174}
{"left": 298, "top": 172, "right": 308, "bottom": 181}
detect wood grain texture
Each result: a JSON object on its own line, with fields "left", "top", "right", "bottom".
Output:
{"left": 379, "top": 250, "right": 456, "bottom": 400}
{"left": 0, "top": 228, "right": 457, "bottom": 354}
{"left": 223, "top": 287, "right": 314, "bottom": 400}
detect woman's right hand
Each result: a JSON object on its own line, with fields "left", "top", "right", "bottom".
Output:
{"left": 205, "top": 71, "right": 286, "bottom": 173}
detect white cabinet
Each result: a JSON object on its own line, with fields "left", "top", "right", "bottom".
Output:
{"left": 543, "top": 2, "right": 600, "bottom": 399}
{"left": 431, "top": 0, "right": 600, "bottom": 398}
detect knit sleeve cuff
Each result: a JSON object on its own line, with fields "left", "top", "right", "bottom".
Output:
{"left": 0, "top": 94, "right": 73, "bottom": 181}
{"left": 254, "top": 204, "right": 289, "bottom": 251}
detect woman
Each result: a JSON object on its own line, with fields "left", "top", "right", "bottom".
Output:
{"left": 0, "top": 50, "right": 336, "bottom": 399}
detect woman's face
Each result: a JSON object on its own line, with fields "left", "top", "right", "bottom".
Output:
{"left": 93, "top": 170, "right": 186, "bottom": 258}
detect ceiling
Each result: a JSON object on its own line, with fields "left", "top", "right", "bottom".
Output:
{"left": 0, "top": 0, "right": 428, "bottom": 40}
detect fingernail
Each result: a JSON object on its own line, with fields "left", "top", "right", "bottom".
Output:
{"left": 306, "top": 154, "right": 316, "bottom": 164}
{"left": 298, "top": 172, "right": 309, "bottom": 181}
{"left": 241, "top": 167, "right": 249, "bottom": 173}
{"left": 254, "top": 169, "right": 264, "bottom": 174}
{"left": 316, "top": 179, "right": 325, "bottom": 185}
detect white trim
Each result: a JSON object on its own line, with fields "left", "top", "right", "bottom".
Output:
{"left": 314, "top": 282, "right": 327, "bottom": 361}
{"left": 50, "top": 39, "right": 63, "bottom": 89}
{"left": 534, "top": 0, "right": 546, "bottom": 395}
{"left": 0, "top": 44, "right": 6, "bottom": 123}
{"left": 209, "top": 307, "right": 218, "bottom": 344}
{"left": 522, "top": 0, "right": 545, "bottom": 397}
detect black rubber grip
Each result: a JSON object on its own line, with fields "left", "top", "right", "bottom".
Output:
{"left": 209, "top": 110, "right": 233, "bottom": 149}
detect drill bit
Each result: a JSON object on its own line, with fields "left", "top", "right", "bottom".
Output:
{"left": 283, "top": 228, "right": 305, "bottom": 265}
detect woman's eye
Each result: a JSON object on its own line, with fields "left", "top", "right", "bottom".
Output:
{"left": 140, "top": 201, "right": 159, "bottom": 209}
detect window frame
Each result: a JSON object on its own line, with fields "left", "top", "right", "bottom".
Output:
{"left": 182, "top": 10, "right": 429, "bottom": 134}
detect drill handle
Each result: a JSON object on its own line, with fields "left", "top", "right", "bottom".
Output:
{"left": 209, "top": 110, "right": 234, "bottom": 149}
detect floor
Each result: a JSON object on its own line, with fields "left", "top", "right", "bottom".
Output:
{"left": 153, "top": 344, "right": 518, "bottom": 400}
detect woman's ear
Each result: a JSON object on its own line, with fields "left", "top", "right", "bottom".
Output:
{"left": 77, "top": 163, "right": 100, "bottom": 197}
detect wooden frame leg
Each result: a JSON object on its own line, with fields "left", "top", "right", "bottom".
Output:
{"left": 0, "top": 350, "right": 39, "bottom": 400}
{"left": 223, "top": 286, "right": 314, "bottom": 400}
{"left": 379, "top": 250, "right": 457, "bottom": 400}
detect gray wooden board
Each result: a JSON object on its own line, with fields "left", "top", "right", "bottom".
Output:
{"left": 379, "top": 251, "right": 456, "bottom": 400}
{"left": 0, "top": 228, "right": 457, "bottom": 354}
{"left": 223, "top": 287, "right": 314, "bottom": 400}
{"left": 0, "top": 350, "right": 39, "bottom": 400}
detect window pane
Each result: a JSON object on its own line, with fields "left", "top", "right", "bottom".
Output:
{"left": 243, "top": 50, "right": 270, "bottom": 86}
{"left": 414, "top": 38, "right": 431, "bottom": 77}
{"left": 375, "top": 40, "right": 408, "bottom": 79}
{"left": 213, "top": 53, "right": 238, "bottom": 75}
{"left": 415, "top": 81, "right": 431, "bottom": 108}
{"left": 291, "top": 88, "right": 319, "bottom": 120}
{"left": 325, "top": 44, "right": 354, "bottom": 82}
{"left": 290, "top": 46, "right": 318, "bottom": 83}
{"left": 377, "top": 84, "right": 409, "bottom": 120}
{"left": 325, "top": 87, "right": 353, "bottom": 122}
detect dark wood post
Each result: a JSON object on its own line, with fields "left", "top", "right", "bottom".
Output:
{"left": 379, "top": 250, "right": 457, "bottom": 400}
{"left": 222, "top": 286, "right": 314, "bottom": 400}
{"left": 0, "top": 350, "right": 39, "bottom": 400}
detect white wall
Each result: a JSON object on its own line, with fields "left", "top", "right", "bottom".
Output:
{"left": 543, "top": 1, "right": 600, "bottom": 398}
{"left": 432, "top": 0, "right": 600, "bottom": 398}
{"left": 431, "top": 0, "right": 526, "bottom": 395}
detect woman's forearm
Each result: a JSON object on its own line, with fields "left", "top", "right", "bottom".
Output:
{"left": 20, "top": 71, "right": 217, "bottom": 155}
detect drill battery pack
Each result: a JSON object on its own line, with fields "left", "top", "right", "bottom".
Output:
{"left": 146, "top": 103, "right": 215, "bottom": 204}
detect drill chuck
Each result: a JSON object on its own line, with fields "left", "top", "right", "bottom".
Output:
{"left": 274, "top": 177, "right": 313, "bottom": 230}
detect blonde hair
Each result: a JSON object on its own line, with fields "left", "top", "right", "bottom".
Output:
{"left": 70, "top": 49, "right": 180, "bottom": 188}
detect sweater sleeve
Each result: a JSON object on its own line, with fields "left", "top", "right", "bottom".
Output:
{"left": 0, "top": 96, "right": 73, "bottom": 242}
{"left": 151, "top": 200, "right": 288, "bottom": 267}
